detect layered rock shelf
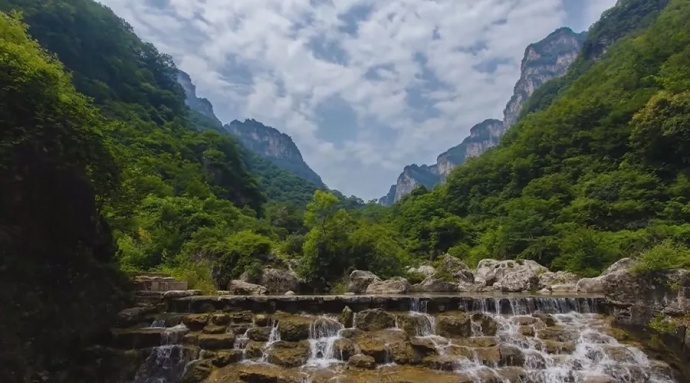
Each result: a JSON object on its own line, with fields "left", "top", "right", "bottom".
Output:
{"left": 167, "top": 294, "right": 607, "bottom": 317}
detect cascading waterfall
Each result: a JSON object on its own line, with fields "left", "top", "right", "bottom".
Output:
{"left": 306, "top": 316, "right": 345, "bottom": 367}
{"left": 132, "top": 324, "right": 193, "bottom": 383}
{"left": 259, "top": 319, "right": 281, "bottom": 363}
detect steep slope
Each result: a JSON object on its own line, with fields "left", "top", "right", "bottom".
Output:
{"left": 394, "top": 0, "right": 689, "bottom": 273}
{"left": 225, "top": 119, "right": 325, "bottom": 188}
{"left": 380, "top": 27, "right": 586, "bottom": 205}
{"left": 177, "top": 70, "right": 222, "bottom": 127}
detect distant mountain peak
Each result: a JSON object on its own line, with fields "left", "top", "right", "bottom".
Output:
{"left": 176, "top": 70, "right": 222, "bottom": 127}
{"left": 379, "top": 27, "right": 587, "bottom": 206}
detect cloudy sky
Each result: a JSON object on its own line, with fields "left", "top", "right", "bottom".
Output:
{"left": 99, "top": 0, "right": 616, "bottom": 200}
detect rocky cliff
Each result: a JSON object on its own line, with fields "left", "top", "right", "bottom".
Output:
{"left": 503, "top": 27, "right": 587, "bottom": 128}
{"left": 225, "top": 119, "right": 325, "bottom": 187}
{"left": 379, "top": 28, "right": 586, "bottom": 205}
{"left": 177, "top": 70, "right": 222, "bottom": 127}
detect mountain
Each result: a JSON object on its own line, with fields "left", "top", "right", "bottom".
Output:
{"left": 379, "top": 28, "right": 586, "bottom": 205}
{"left": 177, "top": 70, "right": 221, "bottom": 127}
{"left": 225, "top": 119, "right": 326, "bottom": 188}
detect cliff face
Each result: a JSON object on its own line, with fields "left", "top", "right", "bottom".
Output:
{"left": 225, "top": 119, "right": 325, "bottom": 187}
{"left": 503, "top": 27, "right": 587, "bottom": 128}
{"left": 379, "top": 28, "right": 586, "bottom": 205}
{"left": 176, "top": 70, "right": 222, "bottom": 127}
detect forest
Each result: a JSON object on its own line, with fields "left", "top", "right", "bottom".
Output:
{"left": 1, "top": 0, "right": 689, "bottom": 380}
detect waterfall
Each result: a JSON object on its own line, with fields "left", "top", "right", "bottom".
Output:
{"left": 306, "top": 316, "right": 344, "bottom": 367}
{"left": 259, "top": 320, "right": 281, "bottom": 363}
{"left": 132, "top": 324, "right": 193, "bottom": 383}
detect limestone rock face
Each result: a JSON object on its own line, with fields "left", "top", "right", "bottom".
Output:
{"left": 436, "top": 314, "right": 471, "bottom": 338}
{"left": 347, "top": 270, "right": 381, "bottom": 294}
{"left": 227, "top": 280, "right": 268, "bottom": 296}
{"left": 538, "top": 271, "right": 579, "bottom": 289}
{"left": 412, "top": 277, "right": 460, "bottom": 293}
{"left": 365, "top": 277, "right": 411, "bottom": 295}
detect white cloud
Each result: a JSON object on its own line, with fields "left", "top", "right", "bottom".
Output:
{"left": 98, "top": 0, "right": 616, "bottom": 200}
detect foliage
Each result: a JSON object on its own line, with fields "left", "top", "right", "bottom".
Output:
{"left": 0, "top": 12, "right": 129, "bottom": 381}
{"left": 631, "top": 240, "right": 690, "bottom": 274}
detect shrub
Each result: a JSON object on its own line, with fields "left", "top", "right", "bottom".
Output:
{"left": 631, "top": 240, "right": 690, "bottom": 274}
{"left": 405, "top": 271, "right": 427, "bottom": 285}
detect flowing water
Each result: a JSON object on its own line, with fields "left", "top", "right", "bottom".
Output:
{"left": 129, "top": 296, "right": 679, "bottom": 383}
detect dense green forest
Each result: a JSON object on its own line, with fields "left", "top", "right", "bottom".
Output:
{"left": 2, "top": 0, "right": 690, "bottom": 378}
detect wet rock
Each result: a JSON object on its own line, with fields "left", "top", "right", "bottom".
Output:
{"left": 202, "top": 325, "right": 226, "bottom": 334}
{"left": 340, "top": 306, "right": 354, "bottom": 328}
{"left": 518, "top": 326, "right": 535, "bottom": 337}
{"left": 237, "top": 364, "right": 305, "bottom": 383}
{"left": 422, "top": 356, "right": 457, "bottom": 371}
{"left": 356, "top": 337, "right": 389, "bottom": 363}
{"left": 457, "top": 337, "right": 497, "bottom": 348}
{"left": 348, "top": 354, "right": 376, "bottom": 369}
{"left": 475, "top": 347, "right": 501, "bottom": 365}
{"left": 198, "top": 333, "right": 235, "bottom": 350}
{"left": 180, "top": 359, "right": 212, "bottom": 383}
{"left": 211, "top": 313, "right": 231, "bottom": 326}
{"left": 245, "top": 341, "right": 264, "bottom": 359}
{"left": 229, "top": 311, "right": 254, "bottom": 324}
{"left": 212, "top": 350, "right": 243, "bottom": 367}
{"left": 499, "top": 367, "right": 527, "bottom": 383}
{"left": 340, "top": 328, "right": 363, "bottom": 339}
{"left": 182, "top": 333, "right": 199, "bottom": 346}
{"left": 254, "top": 314, "right": 271, "bottom": 327}
{"left": 499, "top": 345, "right": 525, "bottom": 367}
{"left": 397, "top": 314, "right": 433, "bottom": 336}
{"left": 365, "top": 277, "right": 411, "bottom": 294}
{"left": 242, "top": 267, "right": 301, "bottom": 294}
{"left": 512, "top": 316, "right": 539, "bottom": 326}
{"left": 347, "top": 270, "right": 380, "bottom": 294}
{"left": 472, "top": 313, "right": 498, "bottom": 336}
{"left": 182, "top": 314, "right": 209, "bottom": 331}
{"left": 267, "top": 341, "right": 309, "bottom": 368}
{"left": 602, "top": 345, "right": 636, "bottom": 364}
{"left": 436, "top": 314, "right": 471, "bottom": 338}
{"left": 389, "top": 339, "right": 422, "bottom": 365}
{"left": 542, "top": 340, "right": 576, "bottom": 354}
{"left": 533, "top": 313, "right": 556, "bottom": 327}
{"left": 410, "top": 337, "right": 440, "bottom": 357}
{"left": 334, "top": 338, "right": 356, "bottom": 360}
{"left": 355, "top": 309, "right": 396, "bottom": 331}
{"left": 117, "top": 306, "right": 157, "bottom": 327}
{"left": 476, "top": 259, "right": 547, "bottom": 292}
{"left": 538, "top": 327, "right": 577, "bottom": 342}
{"left": 277, "top": 315, "right": 313, "bottom": 341}
{"left": 163, "top": 290, "right": 202, "bottom": 299}
{"left": 581, "top": 376, "right": 615, "bottom": 383}
{"left": 227, "top": 280, "right": 268, "bottom": 295}
{"left": 247, "top": 327, "right": 272, "bottom": 342}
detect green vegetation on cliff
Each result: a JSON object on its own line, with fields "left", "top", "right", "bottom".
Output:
{"left": 0, "top": 12, "right": 129, "bottom": 381}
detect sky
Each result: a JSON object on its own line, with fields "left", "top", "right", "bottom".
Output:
{"left": 98, "top": 0, "right": 617, "bottom": 200}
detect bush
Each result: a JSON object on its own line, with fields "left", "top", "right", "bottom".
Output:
{"left": 405, "top": 271, "right": 427, "bottom": 285}
{"left": 631, "top": 240, "right": 690, "bottom": 274}
{"left": 161, "top": 259, "right": 216, "bottom": 294}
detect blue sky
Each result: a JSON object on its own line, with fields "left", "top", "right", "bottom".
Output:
{"left": 99, "top": 0, "right": 616, "bottom": 200}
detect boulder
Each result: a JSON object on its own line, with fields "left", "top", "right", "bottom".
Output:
{"left": 499, "top": 344, "right": 525, "bottom": 367}
{"left": 407, "top": 265, "right": 436, "bottom": 277}
{"left": 242, "top": 267, "right": 302, "bottom": 294}
{"left": 436, "top": 314, "right": 471, "bottom": 338}
{"left": 266, "top": 341, "right": 310, "bottom": 368}
{"left": 340, "top": 306, "right": 354, "bottom": 328}
{"left": 538, "top": 271, "right": 579, "bottom": 290}
{"left": 182, "top": 314, "right": 209, "bottom": 331}
{"left": 411, "top": 277, "right": 460, "bottom": 293}
{"left": 347, "top": 270, "right": 381, "bottom": 294}
{"left": 247, "top": 327, "right": 272, "bottom": 342}
{"left": 471, "top": 313, "right": 498, "bottom": 336}
{"left": 476, "top": 259, "right": 547, "bottom": 292}
{"left": 397, "top": 314, "right": 434, "bottom": 336}
{"left": 198, "top": 333, "right": 235, "bottom": 350}
{"left": 575, "top": 258, "right": 634, "bottom": 294}
{"left": 438, "top": 254, "right": 474, "bottom": 283}
{"left": 277, "top": 315, "right": 313, "bottom": 341}
{"left": 356, "top": 337, "right": 388, "bottom": 363}
{"left": 180, "top": 360, "right": 212, "bottom": 383}
{"left": 211, "top": 350, "right": 243, "bottom": 367}
{"left": 354, "top": 309, "right": 396, "bottom": 331}
{"left": 117, "top": 306, "right": 157, "bottom": 327}
{"left": 348, "top": 354, "right": 376, "bottom": 369}
{"left": 284, "top": 290, "right": 295, "bottom": 296}
{"left": 237, "top": 364, "right": 305, "bottom": 383}
{"left": 365, "top": 277, "right": 411, "bottom": 294}
{"left": 333, "top": 338, "right": 356, "bottom": 361}
{"left": 226, "top": 280, "right": 267, "bottom": 295}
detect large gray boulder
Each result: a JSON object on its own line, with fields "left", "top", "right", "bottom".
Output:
{"left": 438, "top": 254, "right": 474, "bottom": 283}
{"left": 241, "top": 267, "right": 301, "bottom": 294}
{"left": 411, "top": 277, "right": 460, "bottom": 293}
{"left": 347, "top": 270, "right": 381, "bottom": 294}
{"left": 575, "top": 258, "right": 635, "bottom": 294}
{"left": 476, "top": 259, "right": 547, "bottom": 292}
{"left": 365, "top": 277, "right": 411, "bottom": 295}
{"left": 538, "top": 271, "right": 579, "bottom": 290}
